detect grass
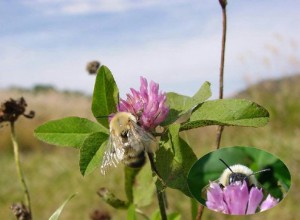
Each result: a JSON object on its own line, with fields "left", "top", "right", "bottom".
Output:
{"left": 0, "top": 75, "right": 299, "bottom": 220}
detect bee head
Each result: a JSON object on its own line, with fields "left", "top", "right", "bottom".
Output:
{"left": 120, "top": 130, "right": 129, "bottom": 138}
{"left": 219, "top": 158, "right": 270, "bottom": 189}
{"left": 228, "top": 172, "right": 250, "bottom": 186}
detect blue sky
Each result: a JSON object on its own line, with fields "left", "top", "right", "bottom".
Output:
{"left": 0, "top": 0, "right": 299, "bottom": 97}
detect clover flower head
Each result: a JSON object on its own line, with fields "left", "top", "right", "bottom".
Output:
{"left": 118, "top": 77, "right": 169, "bottom": 130}
{"left": 206, "top": 181, "right": 279, "bottom": 215}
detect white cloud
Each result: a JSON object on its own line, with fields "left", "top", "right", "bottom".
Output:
{"left": 3, "top": 24, "right": 298, "bottom": 99}
{"left": 2, "top": 0, "right": 300, "bottom": 99}
{"left": 23, "top": 0, "right": 188, "bottom": 15}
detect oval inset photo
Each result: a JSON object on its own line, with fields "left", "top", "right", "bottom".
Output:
{"left": 187, "top": 146, "right": 291, "bottom": 215}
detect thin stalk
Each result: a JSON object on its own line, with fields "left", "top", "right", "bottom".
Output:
{"left": 215, "top": 0, "right": 227, "bottom": 149}
{"left": 10, "top": 122, "right": 32, "bottom": 218}
{"left": 155, "top": 185, "right": 167, "bottom": 220}
{"left": 196, "top": 1, "right": 228, "bottom": 220}
{"left": 195, "top": 204, "right": 205, "bottom": 220}
{"left": 147, "top": 153, "right": 167, "bottom": 220}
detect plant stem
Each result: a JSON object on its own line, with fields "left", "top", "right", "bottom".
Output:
{"left": 155, "top": 185, "right": 167, "bottom": 220}
{"left": 195, "top": 204, "right": 205, "bottom": 220}
{"left": 197, "top": 1, "right": 228, "bottom": 220}
{"left": 124, "top": 167, "right": 140, "bottom": 204}
{"left": 215, "top": 0, "right": 227, "bottom": 149}
{"left": 10, "top": 122, "right": 32, "bottom": 218}
{"left": 147, "top": 153, "right": 167, "bottom": 220}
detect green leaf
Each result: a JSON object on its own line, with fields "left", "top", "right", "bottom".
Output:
{"left": 162, "top": 82, "right": 212, "bottom": 126}
{"left": 92, "top": 65, "right": 119, "bottom": 128}
{"left": 150, "top": 210, "right": 160, "bottom": 220}
{"left": 133, "top": 164, "right": 155, "bottom": 207}
{"left": 150, "top": 210, "right": 181, "bottom": 220}
{"left": 34, "top": 117, "right": 108, "bottom": 148}
{"left": 192, "top": 81, "right": 212, "bottom": 102}
{"left": 127, "top": 204, "right": 137, "bottom": 220}
{"left": 190, "top": 199, "right": 198, "bottom": 220}
{"left": 181, "top": 99, "right": 270, "bottom": 130}
{"left": 49, "top": 193, "right": 76, "bottom": 220}
{"left": 79, "top": 132, "right": 109, "bottom": 175}
{"left": 167, "top": 213, "right": 181, "bottom": 220}
{"left": 155, "top": 124, "right": 197, "bottom": 197}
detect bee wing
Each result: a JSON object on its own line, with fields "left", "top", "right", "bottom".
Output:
{"left": 129, "top": 120, "right": 158, "bottom": 153}
{"left": 100, "top": 134, "right": 125, "bottom": 175}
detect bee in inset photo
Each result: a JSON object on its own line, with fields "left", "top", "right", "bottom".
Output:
{"left": 201, "top": 158, "right": 270, "bottom": 199}
{"left": 217, "top": 158, "right": 270, "bottom": 190}
{"left": 100, "top": 112, "right": 158, "bottom": 175}
{"left": 187, "top": 146, "right": 291, "bottom": 215}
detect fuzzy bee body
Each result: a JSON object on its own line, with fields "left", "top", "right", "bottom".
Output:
{"left": 215, "top": 159, "right": 270, "bottom": 190}
{"left": 202, "top": 159, "right": 270, "bottom": 199}
{"left": 219, "top": 164, "right": 258, "bottom": 189}
{"left": 101, "top": 112, "right": 158, "bottom": 174}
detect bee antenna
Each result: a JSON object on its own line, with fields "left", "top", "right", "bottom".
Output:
{"left": 248, "top": 168, "right": 271, "bottom": 178}
{"left": 219, "top": 158, "right": 235, "bottom": 173}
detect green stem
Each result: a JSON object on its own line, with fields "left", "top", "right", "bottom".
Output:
{"left": 10, "top": 122, "right": 32, "bottom": 218}
{"left": 147, "top": 153, "right": 167, "bottom": 220}
{"left": 155, "top": 184, "right": 167, "bottom": 220}
{"left": 124, "top": 166, "right": 141, "bottom": 203}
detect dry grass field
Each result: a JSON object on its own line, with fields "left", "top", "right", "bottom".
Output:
{"left": 0, "top": 75, "right": 299, "bottom": 220}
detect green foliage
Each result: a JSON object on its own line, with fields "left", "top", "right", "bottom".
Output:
{"left": 127, "top": 204, "right": 137, "bottom": 220}
{"left": 163, "top": 81, "right": 212, "bottom": 126}
{"left": 150, "top": 210, "right": 181, "bottom": 220}
{"left": 125, "top": 167, "right": 141, "bottom": 203}
{"left": 34, "top": 117, "right": 108, "bottom": 148}
{"left": 156, "top": 124, "right": 197, "bottom": 197}
{"left": 181, "top": 99, "right": 270, "bottom": 130}
{"left": 33, "top": 65, "right": 272, "bottom": 219}
{"left": 190, "top": 199, "right": 198, "bottom": 220}
{"left": 132, "top": 165, "right": 155, "bottom": 207}
{"left": 49, "top": 193, "right": 76, "bottom": 220}
{"left": 79, "top": 132, "right": 109, "bottom": 175}
{"left": 91, "top": 65, "right": 119, "bottom": 128}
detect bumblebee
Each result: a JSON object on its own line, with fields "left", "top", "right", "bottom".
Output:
{"left": 218, "top": 158, "right": 270, "bottom": 189}
{"left": 202, "top": 158, "right": 270, "bottom": 199}
{"left": 100, "top": 112, "right": 158, "bottom": 174}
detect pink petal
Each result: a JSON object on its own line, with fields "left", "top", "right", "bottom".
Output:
{"left": 140, "top": 77, "right": 149, "bottom": 102}
{"left": 130, "top": 88, "right": 140, "bottom": 100}
{"left": 206, "top": 183, "right": 229, "bottom": 214}
{"left": 260, "top": 194, "right": 279, "bottom": 212}
{"left": 246, "top": 187, "right": 263, "bottom": 214}
{"left": 150, "top": 80, "right": 159, "bottom": 96}
{"left": 224, "top": 181, "right": 248, "bottom": 215}
{"left": 116, "top": 76, "right": 168, "bottom": 130}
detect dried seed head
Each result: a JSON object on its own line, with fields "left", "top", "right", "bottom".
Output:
{"left": 86, "top": 60, "right": 101, "bottom": 74}
{"left": 0, "top": 97, "right": 35, "bottom": 124}
{"left": 89, "top": 209, "right": 111, "bottom": 220}
{"left": 11, "top": 203, "right": 31, "bottom": 220}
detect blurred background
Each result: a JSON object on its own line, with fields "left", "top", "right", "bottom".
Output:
{"left": 0, "top": 0, "right": 299, "bottom": 219}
